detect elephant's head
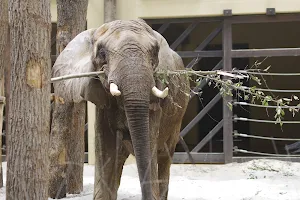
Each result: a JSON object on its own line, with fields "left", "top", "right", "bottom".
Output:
{"left": 53, "top": 19, "right": 168, "bottom": 199}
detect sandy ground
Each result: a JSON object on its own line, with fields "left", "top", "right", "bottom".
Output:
{"left": 1, "top": 158, "right": 300, "bottom": 200}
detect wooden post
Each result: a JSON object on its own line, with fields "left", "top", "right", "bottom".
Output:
{"left": 6, "top": 0, "right": 51, "bottom": 198}
{"left": 0, "top": 0, "right": 9, "bottom": 188}
{"left": 104, "top": 0, "right": 116, "bottom": 23}
{"left": 88, "top": 102, "right": 96, "bottom": 164}
{"left": 222, "top": 19, "right": 233, "bottom": 163}
{"left": 49, "top": 0, "right": 88, "bottom": 197}
{"left": 88, "top": 0, "right": 117, "bottom": 165}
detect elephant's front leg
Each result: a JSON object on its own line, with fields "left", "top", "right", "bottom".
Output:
{"left": 94, "top": 108, "right": 129, "bottom": 200}
{"left": 149, "top": 108, "right": 162, "bottom": 200}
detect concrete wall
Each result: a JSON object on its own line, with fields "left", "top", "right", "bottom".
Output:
{"left": 51, "top": 0, "right": 137, "bottom": 23}
{"left": 51, "top": 0, "right": 300, "bottom": 23}
{"left": 137, "top": 0, "right": 300, "bottom": 19}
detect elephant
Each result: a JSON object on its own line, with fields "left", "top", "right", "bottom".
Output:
{"left": 52, "top": 19, "right": 190, "bottom": 200}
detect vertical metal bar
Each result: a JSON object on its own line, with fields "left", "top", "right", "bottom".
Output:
{"left": 222, "top": 19, "right": 233, "bottom": 163}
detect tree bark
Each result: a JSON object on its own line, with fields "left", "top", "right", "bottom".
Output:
{"left": 6, "top": 0, "right": 51, "bottom": 199}
{"left": 104, "top": 0, "right": 117, "bottom": 23}
{"left": 0, "top": 0, "right": 9, "bottom": 188}
{"left": 49, "top": 102, "right": 72, "bottom": 198}
{"left": 49, "top": 0, "right": 88, "bottom": 198}
{"left": 66, "top": 102, "right": 86, "bottom": 193}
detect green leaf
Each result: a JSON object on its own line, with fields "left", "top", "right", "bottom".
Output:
{"left": 227, "top": 89, "right": 233, "bottom": 97}
{"left": 265, "top": 96, "right": 272, "bottom": 101}
{"left": 227, "top": 102, "right": 233, "bottom": 111}
{"left": 257, "top": 91, "right": 264, "bottom": 96}
{"left": 262, "top": 100, "right": 268, "bottom": 106}
{"left": 251, "top": 75, "right": 262, "bottom": 85}
{"left": 250, "top": 86, "right": 257, "bottom": 93}
{"left": 276, "top": 107, "right": 282, "bottom": 115}
{"left": 281, "top": 109, "right": 285, "bottom": 116}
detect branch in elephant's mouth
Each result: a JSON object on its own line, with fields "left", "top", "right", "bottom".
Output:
{"left": 50, "top": 69, "right": 246, "bottom": 83}
{"left": 50, "top": 71, "right": 105, "bottom": 83}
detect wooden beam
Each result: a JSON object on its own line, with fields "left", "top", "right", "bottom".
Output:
{"left": 177, "top": 50, "right": 222, "bottom": 58}
{"left": 173, "top": 153, "right": 224, "bottom": 164}
{"left": 170, "top": 22, "right": 198, "bottom": 50}
{"left": 231, "top": 48, "right": 300, "bottom": 58}
{"left": 157, "top": 22, "right": 170, "bottom": 34}
{"left": 146, "top": 17, "right": 222, "bottom": 24}
{"left": 228, "top": 13, "right": 300, "bottom": 24}
{"left": 180, "top": 94, "right": 222, "bottom": 138}
{"left": 191, "top": 119, "right": 223, "bottom": 152}
{"left": 146, "top": 13, "right": 300, "bottom": 26}
{"left": 186, "top": 25, "right": 222, "bottom": 68}
{"left": 222, "top": 19, "right": 233, "bottom": 164}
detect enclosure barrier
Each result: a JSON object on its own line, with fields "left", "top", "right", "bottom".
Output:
{"left": 233, "top": 71, "right": 300, "bottom": 161}
{"left": 147, "top": 13, "right": 300, "bottom": 164}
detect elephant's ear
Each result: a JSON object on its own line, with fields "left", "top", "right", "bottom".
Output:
{"left": 52, "top": 28, "right": 107, "bottom": 107}
{"left": 80, "top": 78, "right": 108, "bottom": 107}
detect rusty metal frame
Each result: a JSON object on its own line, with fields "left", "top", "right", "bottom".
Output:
{"left": 146, "top": 13, "right": 300, "bottom": 164}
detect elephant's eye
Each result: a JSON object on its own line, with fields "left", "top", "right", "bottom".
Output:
{"left": 98, "top": 48, "right": 106, "bottom": 61}
{"left": 96, "top": 44, "right": 107, "bottom": 65}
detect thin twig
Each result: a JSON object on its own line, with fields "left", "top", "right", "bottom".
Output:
{"left": 50, "top": 71, "right": 105, "bottom": 83}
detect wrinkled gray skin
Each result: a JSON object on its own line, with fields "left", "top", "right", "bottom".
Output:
{"left": 53, "top": 19, "right": 190, "bottom": 200}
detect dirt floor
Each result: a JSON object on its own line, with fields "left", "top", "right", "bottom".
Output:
{"left": 1, "top": 158, "right": 300, "bottom": 200}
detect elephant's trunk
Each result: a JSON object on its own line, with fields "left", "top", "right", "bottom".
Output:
{"left": 124, "top": 98, "right": 152, "bottom": 199}
{"left": 117, "top": 67, "right": 153, "bottom": 200}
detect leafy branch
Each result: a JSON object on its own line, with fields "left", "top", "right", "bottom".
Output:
{"left": 51, "top": 61, "right": 300, "bottom": 126}
{"left": 154, "top": 65, "right": 300, "bottom": 126}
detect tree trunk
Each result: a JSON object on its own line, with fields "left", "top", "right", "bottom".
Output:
{"left": 0, "top": 79, "right": 4, "bottom": 189}
{"left": 66, "top": 102, "right": 86, "bottom": 193}
{"left": 0, "top": 0, "right": 8, "bottom": 188}
{"left": 49, "top": 0, "right": 88, "bottom": 198}
{"left": 49, "top": 102, "right": 72, "bottom": 198}
{"left": 6, "top": 0, "right": 51, "bottom": 199}
{"left": 104, "top": 0, "right": 117, "bottom": 23}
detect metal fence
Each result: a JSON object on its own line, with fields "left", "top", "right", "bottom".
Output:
{"left": 232, "top": 71, "right": 300, "bottom": 161}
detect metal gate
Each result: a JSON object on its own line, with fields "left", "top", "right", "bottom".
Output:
{"left": 146, "top": 12, "right": 300, "bottom": 164}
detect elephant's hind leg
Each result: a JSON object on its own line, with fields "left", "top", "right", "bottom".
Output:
{"left": 158, "top": 141, "right": 177, "bottom": 200}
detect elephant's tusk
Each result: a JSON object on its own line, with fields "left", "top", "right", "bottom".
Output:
{"left": 152, "top": 86, "right": 169, "bottom": 99}
{"left": 110, "top": 83, "right": 121, "bottom": 96}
